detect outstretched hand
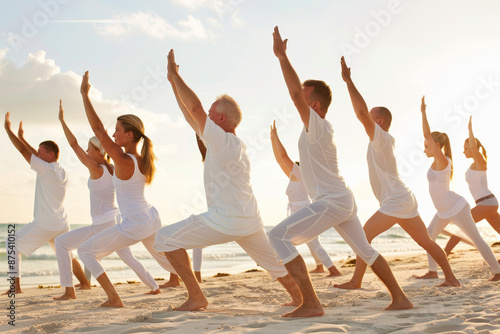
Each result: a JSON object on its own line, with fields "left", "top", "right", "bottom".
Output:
{"left": 272, "top": 26, "right": 288, "bottom": 60}
{"left": 420, "top": 96, "right": 426, "bottom": 113}
{"left": 4, "top": 112, "right": 11, "bottom": 131}
{"left": 17, "top": 120, "right": 24, "bottom": 138}
{"left": 80, "top": 71, "right": 91, "bottom": 95}
{"left": 270, "top": 120, "right": 278, "bottom": 140}
{"left": 468, "top": 116, "right": 473, "bottom": 131}
{"left": 340, "top": 56, "right": 351, "bottom": 83}
{"left": 58, "top": 100, "right": 65, "bottom": 121}
{"left": 167, "top": 49, "right": 179, "bottom": 83}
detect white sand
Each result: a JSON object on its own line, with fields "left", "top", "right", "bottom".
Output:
{"left": 2, "top": 245, "right": 500, "bottom": 334}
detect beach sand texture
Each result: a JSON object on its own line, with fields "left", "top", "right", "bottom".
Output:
{"left": 2, "top": 245, "right": 499, "bottom": 334}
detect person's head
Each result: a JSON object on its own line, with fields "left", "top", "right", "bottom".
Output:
{"left": 429, "top": 131, "right": 453, "bottom": 178}
{"left": 302, "top": 80, "right": 332, "bottom": 116}
{"left": 464, "top": 138, "right": 487, "bottom": 162}
{"left": 208, "top": 94, "right": 242, "bottom": 133}
{"left": 115, "top": 114, "right": 156, "bottom": 184}
{"left": 369, "top": 107, "right": 392, "bottom": 131}
{"left": 37, "top": 140, "right": 59, "bottom": 162}
{"left": 87, "top": 136, "right": 109, "bottom": 162}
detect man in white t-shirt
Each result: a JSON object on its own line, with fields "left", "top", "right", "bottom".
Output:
{"left": 4, "top": 112, "right": 69, "bottom": 294}
{"left": 153, "top": 50, "right": 301, "bottom": 311}
{"left": 268, "top": 26, "right": 412, "bottom": 317}
{"left": 333, "top": 57, "right": 460, "bottom": 290}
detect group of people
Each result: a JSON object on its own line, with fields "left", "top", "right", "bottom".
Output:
{"left": 4, "top": 26, "right": 500, "bottom": 317}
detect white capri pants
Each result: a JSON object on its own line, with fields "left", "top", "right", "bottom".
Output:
{"left": 192, "top": 248, "right": 203, "bottom": 272}
{"left": 427, "top": 203, "right": 500, "bottom": 274}
{"left": 55, "top": 221, "right": 159, "bottom": 290}
{"left": 8, "top": 222, "right": 69, "bottom": 278}
{"left": 78, "top": 225, "right": 176, "bottom": 282}
{"left": 268, "top": 196, "right": 379, "bottom": 266}
{"left": 154, "top": 215, "right": 288, "bottom": 281}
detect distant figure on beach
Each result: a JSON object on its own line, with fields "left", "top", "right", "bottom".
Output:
{"left": 77, "top": 71, "right": 177, "bottom": 307}
{"left": 270, "top": 120, "right": 341, "bottom": 277}
{"left": 416, "top": 97, "right": 500, "bottom": 281}
{"left": 153, "top": 50, "right": 301, "bottom": 311}
{"left": 333, "top": 57, "right": 459, "bottom": 290}
{"left": 54, "top": 100, "right": 161, "bottom": 300}
{"left": 3, "top": 112, "right": 69, "bottom": 294}
{"left": 267, "top": 26, "right": 412, "bottom": 318}
{"left": 444, "top": 117, "right": 500, "bottom": 261}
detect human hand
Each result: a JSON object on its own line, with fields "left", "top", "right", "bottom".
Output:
{"left": 17, "top": 120, "right": 24, "bottom": 138}
{"left": 80, "top": 71, "right": 91, "bottom": 95}
{"left": 167, "top": 49, "right": 179, "bottom": 83}
{"left": 272, "top": 26, "right": 288, "bottom": 60}
{"left": 58, "top": 99, "right": 64, "bottom": 122}
{"left": 420, "top": 96, "right": 426, "bottom": 114}
{"left": 468, "top": 116, "right": 472, "bottom": 131}
{"left": 4, "top": 112, "right": 11, "bottom": 131}
{"left": 340, "top": 56, "right": 352, "bottom": 83}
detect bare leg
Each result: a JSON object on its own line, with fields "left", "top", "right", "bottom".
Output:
{"left": 164, "top": 249, "right": 207, "bottom": 311}
{"left": 444, "top": 236, "right": 461, "bottom": 256}
{"left": 96, "top": 273, "right": 123, "bottom": 308}
{"left": 72, "top": 258, "right": 91, "bottom": 290}
{"left": 399, "top": 217, "right": 460, "bottom": 287}
{"left": 194, "top": 271, "right": 202, "bottom": 283}
{"left": 326, "top": 265, "right": 342, "bottom": 277}
{"left": 3, "top": 277, "right": 22, "bottom": 295}
{"left": 309, "top": 264, "right": 325, "bottom": 273}
{"left": 277, "top": 274, "right": 302, "bottom": 306}
{"left": 282, "top": 255, "right": 324, "bottom": 317}
{"left": 159, "top": 273, "right": 181, "bottom": 288}
{"left": 370, "top": 255, "right": 413, "bottom": 310}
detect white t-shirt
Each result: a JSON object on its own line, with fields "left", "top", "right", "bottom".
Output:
{"left": 285, "top": 164, "right": 311, "bottom": 215}
{"left": 200, "top": 117, "right": 263, "bottom": 236}
{"left": 30, "top": 154, "right": 69, "bottom": 231}
{"left": 367, "top": 124, "right": 414, "bottom": 205}
{"left": 298, "top": 107, "right": 352, "bottom": 202}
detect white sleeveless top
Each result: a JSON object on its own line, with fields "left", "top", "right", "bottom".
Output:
{"left": 427, "top": 158, "right": 467, "bottom": 219}
{"left": 113, "top": 154, "right": 161, "bottom": 239}
{"left": 465, "top": 167, "right": 493, "bottom": 201}
{"left": 88, "top": 165, "right": 119, "bottom": 225}
{"left": 285, "top": 164, "right": 311, "bottom": 215}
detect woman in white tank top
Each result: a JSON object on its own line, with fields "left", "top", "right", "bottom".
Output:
{"left": 417, "top": 98, "right": 500, "bottom": 281}
{"left": 54, "top": 101, "right": 160, "bottom": 300}
{"left": 444, "top": 117, "right": 500, "bottom": 258}
{"left": 77, "top": 72, "right": 176, "bottom": 308}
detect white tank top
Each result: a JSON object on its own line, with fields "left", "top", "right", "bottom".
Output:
{"left": 465, "top": 167, "right": 493, "bottom": 201}
{"left": 88, "top": 165, "right": 119, "bottom": 225}
{"left": 427, "top": 158, "right": 467, "bottom": 219}
{"left": 285, "top": 164, "right": 311, "bottom": 215}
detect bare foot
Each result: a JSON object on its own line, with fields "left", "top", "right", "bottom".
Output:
{"left": 333, "top": 281, "right": 360, "bottom": 290}
{"left": 144, "top": 289, "right": 161, "bottom": 295}
{"left": 174, "top": 297, "right": 208, "bottom": 311}
{"left": 326, "top": 266, "right": 342, "bottom": 277}
{"left": 435, "top": 278, "right": 461, "bottom": 287}
{"left": 413, "top": 271, "right": 439, "bottom": 279}
{"left": 100, "top": 299, "right": 124, "bottom": 308}
{"left": 2, "top": 289, "right": 22, "bottom": 295}
{"left": 281, "top": 300, "right": 300, "bottom": 307}
{"left": 53, "top": 291, "right": 76, "bottom": 300}
{"left": 159, "top": 280, "right": 181, "bottom": 288}
{"left": 490, "top": 273, "right": 500, "bottom": 281}
{"left": 309, "top": 265, "right": 325, "bottom": 273}
{"left": 385, "top": 299, "right": 413, "bottom": 310}
{"left": 282, "top": 304, "right": 324, "bottom": 317}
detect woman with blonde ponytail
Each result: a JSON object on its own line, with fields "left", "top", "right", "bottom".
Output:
{"left": 77, "top": 72, "right": 176, "bottom": 307}
{"left": 54, "top": 100, "right": 162, "bottom": 301}
{"left": 416, "top": 97, "right": 500, "bottom": 281}
{"left": 444, "top": 117, "right": 500, "bottom": 258}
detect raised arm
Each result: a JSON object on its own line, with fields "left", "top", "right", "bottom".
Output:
{"left": 420, "top": 96, "right": 448, "bottom": 168}
{"left": 80, "top": 71, "right": 127, "bottom": 163}
{"left": 4, "top": 112, "right": 32, "bottom": 164}
{"left": 17, "top": 121, "right": 37, "bottom": 155}
{"left": 272, "top": 26, "right": 310, "bottom": 128}
{"left": 167, "top": 50, "right": 207, "bottom": 134}
{"left": 467, "top": 116, "right": 486, "bottom": 168}
{"left": 58, "top": 100, "right": 101, "bottom": 177}
{"left": 341, "top": 57, "right": 375, "bottom": 139}
{"left": 196, "top": 134, "right": 206, "bottom": 162}
{"left": 270, "top": 120, "right": 294, "bottom": 179}
{"left": 168, "top": 64, "right": 199, "bottom": 134}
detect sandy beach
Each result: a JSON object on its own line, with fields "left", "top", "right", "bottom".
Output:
{"left": 2, "top": 244, "right": 499, "bottom": 334}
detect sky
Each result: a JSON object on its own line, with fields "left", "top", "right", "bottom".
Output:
{"left": 1, "top": 0, "right": 500, "bottom": 229}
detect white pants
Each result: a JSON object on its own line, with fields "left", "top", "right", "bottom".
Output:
{"left": 306, "top": 237, "right": 334, "bottom": 268}
{"left": 154, "top": 215, "right": 288, "bottom": 281}
{"left": 8, "top": 223, "right": 69, "bottom": 278}
{"left": 269, "top": 196, "right": 379, "bottom": 266}
{"left": 55, "top": 222, "right": 159, "bottom": 290}
{"left": 427, "top": 203, "right": 500, "bottom": 274}
{"left": 78, "top": 225, "right": 176, "bottom": 283}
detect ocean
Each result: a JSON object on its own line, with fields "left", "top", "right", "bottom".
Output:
{"left": 1, "top": 223, "right": 498, "bottom": 289}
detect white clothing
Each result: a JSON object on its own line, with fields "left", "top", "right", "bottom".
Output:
{"left": 465, "top": 167, "right": 493, "bottom": 202}
{"left": 427, "top": 158, "right": 467, "bottom": 219}
{"left": 79, "top": 225, "right": 176, "bottom": 279}
{"left": 269, "top": 197, "right": 379, "bottom": 265}
{"left": 298, "top": 108, "right": 352, "bottom": 202}
{"left": 113, "top": 154, "right": 160, "bottom": 240}
{"left": 427, "top": 203, "right": 500, "bottom": 274}
{"left": 286, "top": 164, "right": 333, "bottom": 268}
{"left": 89, "top": 165, "right": 119, "bottom": 225}
{"left": 9, "top": 222, "right": 69, "bottom": 277}
{"left": 367, "top": 124, "right": 419, "bottom": 218}
{"left": 154, "top": 215, "right": 287, "bottom": 280}
{"left": 192, "top": 248, "right": 203, "bottom": 272}
{"left": 199, "top": 117, "right": 263, "bottom": 236}
{"left": 30, "top": 155, "right": 69, "bottom": 231}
